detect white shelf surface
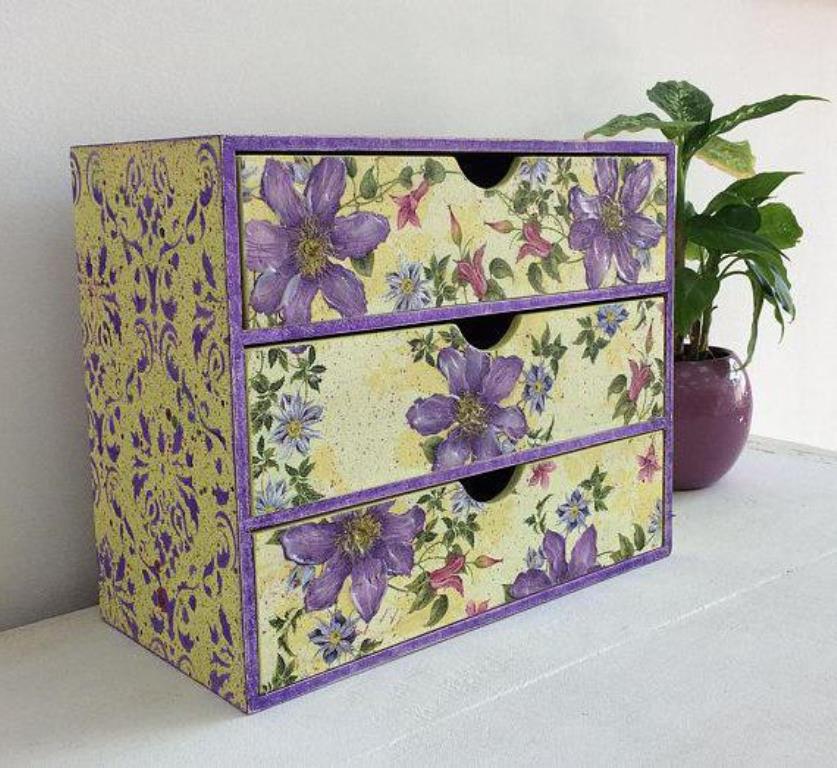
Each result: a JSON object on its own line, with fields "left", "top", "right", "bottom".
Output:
{"left": 2, "top": 438, "right": 837, "bottom": 767}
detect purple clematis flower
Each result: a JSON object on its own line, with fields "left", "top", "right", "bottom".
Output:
{"left": 246, "top": 157, "right": 390, "bottom": 324}
{"left": 508, "top": 526, "right": 601, "bottom": 599}
{"left": 568, "top": 159, "right": 663, "bottom": 289}
{"left": 279, "top": 501, "right": 425, "bottom": 622}
{"left": 407, "top": 346, "right": 527, "bottom": 471}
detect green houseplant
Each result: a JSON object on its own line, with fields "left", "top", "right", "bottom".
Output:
{"left": 586, "top": 81, "right": 822, "bottom": 488}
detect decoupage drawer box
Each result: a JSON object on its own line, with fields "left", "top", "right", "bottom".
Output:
{"left": 72, "top": 135, "right": 674, "bottom": 713}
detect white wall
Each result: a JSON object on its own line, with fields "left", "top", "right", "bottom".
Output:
{"left": 0, "top": 0, "right": 834, "bottom": 630}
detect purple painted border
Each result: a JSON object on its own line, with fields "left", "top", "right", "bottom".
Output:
{"left": 245, "top": 417, "right": 667, "bottom": 532}
{"left": 229, "top": 136, "right": 674, "bottom": 340}
{"left": 241, "top": 281, "right": 668, "bottom": 347}
{"left": 663, "top": 146, "right": 676, "bottom": 555}
{"left": 220, "top": 136, "right": 676, "bottom": 712}
{"left": 221, "top": 140, "right": 263, "bottom": 710}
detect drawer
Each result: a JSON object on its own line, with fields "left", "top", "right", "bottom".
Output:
{"left": 237, "top": 152, "right": 668, "bottom": 331}
{"left": 246, "top": 295, "right": 665, "bottom": 517}
{"left": 252, "top": 430, "right": 666, "bottom": 695}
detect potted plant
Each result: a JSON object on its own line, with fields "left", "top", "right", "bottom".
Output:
{"left": 586, "top": 81, "right": 821, "bottom": 489}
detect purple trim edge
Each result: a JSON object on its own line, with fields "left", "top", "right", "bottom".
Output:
{"left": 222, "top": 140, "right": 262, "bottom": 711}
{"left": 664, "top": 147, "right": 676, "bottom": 555}
{"left": 245, "top": 417, "right": 667, "bottom": 532}
{"left": 218, "top": 136, "right": 676, "bottom": 712}
{"left": 241, "top": 281, "right": 668, "bottom": 347}
{"left": 249, "top": 537, "right": 671, "bottom": 712}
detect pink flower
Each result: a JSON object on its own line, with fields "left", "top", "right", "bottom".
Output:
{"left": 455, "top": 244, "right": 488, "bottom": 300}
{"left": 628, "top": 359, "right": 653, "bottom": 402}
{"left": 528, "top": 460, "right": 557, "bottom": 489}
{"left": 637, "top": 441, "right": 661, "bottom": 483}
{"left": 486, "top": 219, "right": 514, "bottom": 234}
{"left": 391, "top": 179, "right": 429, "bottom": 229}
{"left": 517, "top": 221, "right": 551, "bottom": 262}
{"left": 428, "top": 553, "right": 466, "bottom": 596}
{"left": 448, "top": 206, "right": 462, "bottom": 246}
{"left": 465, "top": 600, "right": 489, "bottom": 617}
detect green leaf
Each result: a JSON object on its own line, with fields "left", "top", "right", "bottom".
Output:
{"left": 584, "top": 112, "right": 699, "bottom": 139}
{"left": 741, "top": 251, "right": 795, "bottom": 319}
{"left": 359, "top": 167, "right": 378, "bottom": 199}
{"left": 713, "top": 204, "right": 761, "bottom": 233}
{"left": 398, "top": 165, "right": 414, "bottom": 187}
{"left": 674, "top": 265, "right": 720, "bottom": 337}
{"left": 694, "top": 137, "right": 755, "bottom": 178}
{"left": 426, "top": 594, "right": 449, "bottom": 627}
{"left": 424, "top": 158, "right": 446, "bottom": 185}
{"left": 647, "top": 80, "right": 713, "bottom": 123}
{"left": 633, "top": 523, "right": 647, "bottom": 552}
{"left": 704, "top": 172, "right": 799, "bottom": 215}
{"left": 685, "top": 94, "right": 824, "bottom": 159}
{"left": 542, "top": 251, "right": 562, "bottom": 281}
{"left": 618, "top": 533, "right": 635, "bottom": 559}
{"left": 608, "top": 374, "right": 627, "bottom": 395}
{"left": 744, "top": 275, "right": 765, "bottom": 366}
{"left": 489, "top": 257, "right": 514, "bottom": 280}
{"left": 421, "top": 435, "right": 443, "bottom": 463}
{"left": 351, "top": 251, "right": 375, "bottom": 277}
{"left": 527, "top": 262, "right": 547, "bottom": 294}
{"left": 344, "top": 156, "right": 357, "bottom": 179}
{"left": 757, "top": 203, "right": 803, "bottom": 249}
{"left": 687, "top": 215, "right": 785, "bottom": 260}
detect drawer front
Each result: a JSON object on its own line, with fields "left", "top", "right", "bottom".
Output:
{"left": 246, "top": 296, "right": 665, "bottom": 517}
{"left": 252, "top": 430, "right": 666, "bottom": 695}
{"left": 237, "top": 152, "right": 668, "bottom": 331}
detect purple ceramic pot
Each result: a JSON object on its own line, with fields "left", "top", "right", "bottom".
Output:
{"left": 674, "top": 346, "right": 752, "bottom": 490}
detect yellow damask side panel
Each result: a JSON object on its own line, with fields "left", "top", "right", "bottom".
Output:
{"left": 72, "top": 138, "right": 245, "bottom": 709}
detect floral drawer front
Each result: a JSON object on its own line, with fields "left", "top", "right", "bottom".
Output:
{"left": 253, "top": 430, "right": 665, "bottom": 692}
{"left": 246, "top": 296, "right": 665, "bottom": 515}
{"left": 238, "top": 153, "right": 668, "bottom": 329}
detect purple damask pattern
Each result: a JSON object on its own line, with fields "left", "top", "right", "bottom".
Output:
{"left": 72, "top": 139, "right": 245, "bottom": 709}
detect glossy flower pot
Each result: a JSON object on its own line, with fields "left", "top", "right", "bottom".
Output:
{"left": 674, "top": 346, "right": 752, "bottom": 490}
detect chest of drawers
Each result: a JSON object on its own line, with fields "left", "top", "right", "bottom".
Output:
{"left": 72, "top": 136, "right": 674, "bottom": 712}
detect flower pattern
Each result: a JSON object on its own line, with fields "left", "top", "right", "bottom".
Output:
{"left": 385, "top": 260, "right": 432, "bottom": 311}
{"left": 407, "top": 345, "right": 527, "bottom": 470}
{"left": 247, "top": 296, "right": 664, "bottom": 513}
{"left": 279, "top": 501, "right": 425, "bottom": 622}
{"left": 255, "top": 432, "right": 666, "bottom": 693}
{"left": 568, "top": 158, "right": 664, "bottom": 288}
{"left": 239, "top": 154, "right": 667, "bottom": 329}
{"left": 246, "top": 157, "right": 390, "bottom": 324}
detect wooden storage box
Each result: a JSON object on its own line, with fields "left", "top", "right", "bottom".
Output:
{"left": 72, "top": 136, "right": 674, "bottom": 712}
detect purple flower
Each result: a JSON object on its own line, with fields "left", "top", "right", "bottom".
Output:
{"left": 596, "top": 304, "right": 629, "bottom": 337}
{"left": 450, "top": 487, "right": 485, "bottom": 517}
{"left": 568, "top": 159, "right": 663, "bottom": 288}
{"left": 308, "top": 610, "right": 357, "bottom": 664}
{"left": 279, "top": 501, "right": 425, "bottom": 622}
{"left": 255, "top": 479, "right": 287, "bottom": 516}
{"left": 407, "top": 346, "right": 527, "bottom": 470}
{"left": 385, "top": 260, "right": 432, "bottom": 311}
{"left": 246, "top": 157, "right": 390, "bottom": 324}
{"left": 557, "top": 488, "right": 591, "bottom": 533}
{"left": 519, "top": 158, "right": 550, "bottom": 186}
{"left": 522, "top": 363, "right": 553, "bottom": 415}
{"left": 271, "top": 393, "right": 323, "bottom": 456}
{"left": 508, "top": 526, "right": 601, "bottom": 599}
